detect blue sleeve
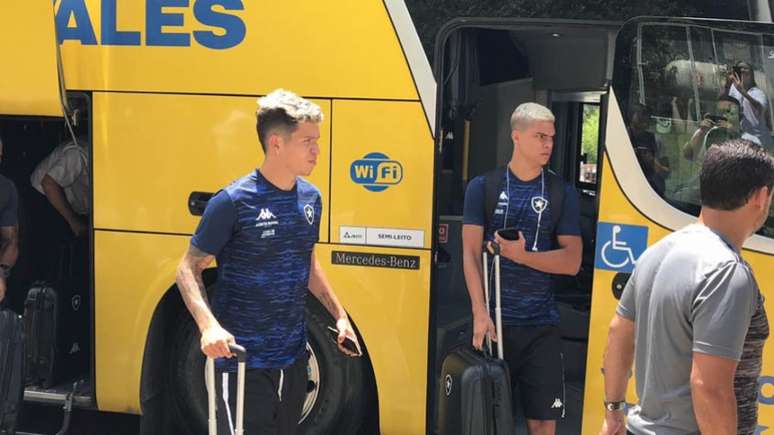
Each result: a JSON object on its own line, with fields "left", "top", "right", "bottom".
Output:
{"left": 462, "top": 176, "right": 486, "bottom": 226}
{"left": 0, "top": 180, "right": 18, "bottom": 227}
{"left": 556, "top": 183, "right": 581, "bottom": 236}
{"left": 191, "top": 190, "right": 237, "bottom": 256}
{"left": 315, "top": 194, "right": 322, "bottom": 243}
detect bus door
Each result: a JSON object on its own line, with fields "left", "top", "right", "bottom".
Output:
{"left": 583, "top": 17, "right": 774, "bottom": 434}
{"left": 0, "top": 1, "right": 64, "bottom": 117}
{"left": 430, "top": 19, "right": 617, "bottom": 434}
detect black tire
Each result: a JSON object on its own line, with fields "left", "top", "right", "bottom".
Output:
{"left": 167, "top": 311, "right": 208, "bottom": 435}
{"left": 167, "top": 295, "right": 369, "bottom": 435}
{"left": 298, "top": 295, "right": 367, "bottom": 435}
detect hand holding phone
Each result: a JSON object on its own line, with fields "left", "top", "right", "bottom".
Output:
{"left": 327, "top": 326, "right": 362, "bottom": 356}
{"left": 495, "top": 227, "right": 520, "bottom": 241}
{"left": 705, "top": 114, "right": 727, "bottom": 124}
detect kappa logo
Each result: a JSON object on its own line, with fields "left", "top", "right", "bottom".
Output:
{"left": 304, "top": 204, "right": 315, "bottom": 225}
{"left": 256, "top": 208, "right": 276, "bottom": 221}
{"left": 551, "top": 398, "right": 563, "bottom": 409}
{"left": 531, "top": 196, "right": 548, "bottom": 214}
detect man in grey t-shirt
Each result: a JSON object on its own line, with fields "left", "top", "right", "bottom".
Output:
{"left": 600, "top": 139, "right": 773, "bottom": 435}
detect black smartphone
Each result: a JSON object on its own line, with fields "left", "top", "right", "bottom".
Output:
{"left": 496, "top": 227, "right": 520, "bottom": 241}
{"left": 706, "top": 114, "right": 727, "bottom": 123}
{"left": 326, "top": 326, "right": 361, "bottom": 355}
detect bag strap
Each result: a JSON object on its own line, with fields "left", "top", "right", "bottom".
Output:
{"left": 482, "top": 166, "right": 506, "bottom": 232}
{"left": 545, "top": 169, "right": 565, "bottom": 236}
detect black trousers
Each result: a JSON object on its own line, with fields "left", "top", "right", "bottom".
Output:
{"left": 213, "top": 353, "right": 308, "bottom": 435}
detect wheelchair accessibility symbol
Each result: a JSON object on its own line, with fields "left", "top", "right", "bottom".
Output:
{"left": 594, "top": 222, "right": 649, "bottom": 273}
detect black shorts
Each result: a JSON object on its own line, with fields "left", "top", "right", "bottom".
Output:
{"left": 502, "top": 325, "right": 565, "bottom": 420}
{"left": 213, "top": 352, "right": 308, "bottom": 435}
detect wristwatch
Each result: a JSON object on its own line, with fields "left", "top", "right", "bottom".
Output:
{"left": 604, "top": 400, "right": 626, "bottom": 411}
{"left": 0, "top": 264, "right": 10, "bottom": 279}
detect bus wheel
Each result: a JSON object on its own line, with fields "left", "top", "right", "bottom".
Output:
{"left": 298, "top": 295, "right": 367, "bottom": 435}
{"left": 167, "top": 296, "right": 369, "bottom": 435}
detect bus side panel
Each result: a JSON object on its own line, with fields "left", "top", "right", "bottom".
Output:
{"left": 92, "top": 92, "right": 331, "bottom": 241}
{"left": 581, "top": 152, "right": 673, "bottom": 434}
{"left": 329, "top": 100, "right": 434, "bottom": 248}
{"left": 315, "top": 244, "right": 431, "bottom": 435}
{"left": 59, "top": 0, "right": 418, "bottom": 101}
{"left": 93, "top": 231, "right": 187, "bottom": 413}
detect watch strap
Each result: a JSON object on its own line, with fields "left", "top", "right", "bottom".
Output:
{"left": 604, "top": 400, "right": 626, "bottom": 411}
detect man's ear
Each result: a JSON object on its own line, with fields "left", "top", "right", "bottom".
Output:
{"left": 752, "top": 185, "right": 771, "bottom": 209}
{"left": 268, "top": 132, "right": 282, "bottom": 155}
{"left": 511, "top": 129, "right": 520, "bottom": 146}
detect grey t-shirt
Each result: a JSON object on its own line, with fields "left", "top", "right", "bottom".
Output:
{"left": 617, "top": 224, "right": 765, "bottom": 435}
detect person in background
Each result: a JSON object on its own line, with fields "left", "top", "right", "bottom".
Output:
{"left": 721, "top": 61, "right": 773, "bottom": 150}
{"left": 0, "top": 136, "right": 19, "bottom": 305}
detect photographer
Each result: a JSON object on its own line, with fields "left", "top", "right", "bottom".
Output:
{"left": 629, "top": 104, "right": 671, "bottom": 197}
{"left": 682, "top": 96, "right": 741, "bottom": 161}
{"left": 674, "top": 96, "right": 741, "bottom": 207}
{"left": 721, "top": 61, "right": 772, "bottom": 149}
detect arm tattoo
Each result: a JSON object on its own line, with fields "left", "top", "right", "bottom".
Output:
{"left": 176, "top": 245, "right": 217, "bottom": 329}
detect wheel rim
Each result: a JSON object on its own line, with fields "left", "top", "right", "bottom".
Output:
{"left": 300, "top": 342, "right": 321, "bottom": 423}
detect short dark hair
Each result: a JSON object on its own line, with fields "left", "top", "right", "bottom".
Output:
{"left": 700, "top": 139, "right": 774, "bottom": 210}
{"left": 256, "top": 108, "right": 297, "bottom": 152}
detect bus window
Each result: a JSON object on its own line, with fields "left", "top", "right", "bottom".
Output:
{"left": 616, "top": 21, "right": 774, "bottom": 237}
{"left": 579, "top": 103, "right": 599, "bottom": 186}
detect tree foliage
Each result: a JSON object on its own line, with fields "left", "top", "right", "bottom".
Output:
{"left": 582, "top": 105, "right": 600, "bottom": 163}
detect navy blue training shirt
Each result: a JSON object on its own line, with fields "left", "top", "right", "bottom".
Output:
{"left": 192, "top": 170, "right": 322, "bottom": 371}
{"left": 463, "top": 168, "right": 580, "bottom": 326}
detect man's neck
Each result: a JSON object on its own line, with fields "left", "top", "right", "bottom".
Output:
{"left": 698, "top": 209, "right": 750, "bottom": 251}
{"left": 508, "top": 157, "right": 542, "bottom": 181}
{"left": 259, "top": 159, "right": 296, "bottom": 191}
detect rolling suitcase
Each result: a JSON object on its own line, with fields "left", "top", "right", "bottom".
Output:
{"left": 436, "top": 243, "right": 516, "bottom": 435}
{"left": 0, "top": 308, "right": 25, "bottom": 435}
{"left": 205, "top": 343, "right": 247, "bottom": 435}
{"left": 23, "top": 242, "right": 89, "bottom": 388}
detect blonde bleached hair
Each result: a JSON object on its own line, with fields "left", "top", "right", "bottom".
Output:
{"left": 510, "top": 102, "right": 555, "bottom": 131}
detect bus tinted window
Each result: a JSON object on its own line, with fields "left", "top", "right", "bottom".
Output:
{"left": 614, "top": 21, "right": 774, "bottom": 238}
{"left": 579, "top": 103, "right": 599, "bottom": 185}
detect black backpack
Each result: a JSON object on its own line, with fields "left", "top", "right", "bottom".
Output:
{"left": 482, "top": 166, "right": 566, "bottom": 238}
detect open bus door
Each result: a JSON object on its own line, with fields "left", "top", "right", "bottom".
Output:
{"left": 583, "top": 17, "right": 774, "bottom": 434}
{"left": 430, "top": 17, "right": 619, "bottom": 435}
{"left": 0, "top": 1, "right": 64, "bottom": 117}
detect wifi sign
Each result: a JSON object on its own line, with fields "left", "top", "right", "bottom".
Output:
{"left": 350, "top": 152, "right": 404, "bottom": 192}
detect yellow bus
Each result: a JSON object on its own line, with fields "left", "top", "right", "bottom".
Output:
{"left": 1, "top": 1, "right": 772, "bottom": 434}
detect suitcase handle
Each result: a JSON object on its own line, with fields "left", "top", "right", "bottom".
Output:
{"left": 227, "top": 343, "right": 247, "bottom": 362}
{"left": 482, "top": 241, "right": 501, "bottom": 256}
{"left": 206, "top": 343, "right": 247, "bottom": 435}
{"left": 482, "top": 249, "right": 504, "bottom": 360}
